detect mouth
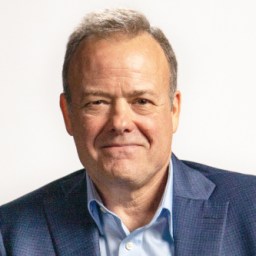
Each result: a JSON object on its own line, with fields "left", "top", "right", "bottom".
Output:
{"left": 100, "top": 143, "right": 144, "bottom": 157}
{"left": 102, "top": 143, "right": 141, "bottom": 148}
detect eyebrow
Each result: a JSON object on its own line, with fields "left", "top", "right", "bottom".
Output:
{"left": 80, "top": 90, "right": 112, "bottom": 98}
{"left": 127, "top": 90, "right": 158, "bottom": 98}
{"left": 80, "top": 89, "right": 158, "bottom": 98}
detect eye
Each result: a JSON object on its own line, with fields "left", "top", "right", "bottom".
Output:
{"left": 84, "top": 99, "right": 109, "bottom": 107}
{"left": 81, "top": 99, "right": 110, "bottom": 110}
{"left": 91, "top": 100, "right": 105, "bottom": 105}
{"left": 135, "top": 98, "right": 150, "bottom": 105}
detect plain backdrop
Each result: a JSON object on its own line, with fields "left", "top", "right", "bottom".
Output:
{"left": 1, "top": 0, "right": 256, "bottom": 205}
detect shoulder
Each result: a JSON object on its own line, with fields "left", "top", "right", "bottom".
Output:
{"left": 0, "top": 169, "right": 87, "bottom": 253}
{"left": 182, "top": 160, "right": 256, "bottom": 193}
{"left": 0, "top": 169, "right": 85, "bottom": 224}
{"left": 182, "top": 159, "right": 256, "bottom": 209}
{"left": 182, "top": 160, "right": 256, "bottom": 251}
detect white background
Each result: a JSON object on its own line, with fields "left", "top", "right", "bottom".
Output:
{"left": 1, "top": 0, "right": 256, "bottom": 204}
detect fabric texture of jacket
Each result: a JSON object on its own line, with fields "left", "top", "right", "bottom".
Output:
{"left": 1, "top": 154, "right": 256, "bottom": 256}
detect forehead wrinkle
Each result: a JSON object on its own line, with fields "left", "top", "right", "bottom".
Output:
{"left": 77, "top": 41, "right": 163, "bottom": 77}
{"left": 79, "top": 70, "right": 159, "bottom": 93}
{"left": 82, "top": 68, "right": 157, "bottom": 81}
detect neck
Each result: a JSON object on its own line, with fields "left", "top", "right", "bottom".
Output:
{"left": 93, "top": 167, "right": 169, "bottom": 231}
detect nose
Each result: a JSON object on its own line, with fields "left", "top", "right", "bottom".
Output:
{"left": 108, "top": 99, "right": 135, "bottom": 134}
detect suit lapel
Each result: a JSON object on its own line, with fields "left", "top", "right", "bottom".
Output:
{"left": 43, "top": 171, "right": 100, "bottom": 256}
{"left": 172, "top": 155, "right": 229, "bottom": 256}
{"left": 42, "top": 156, "right": 229, "bottom": 255}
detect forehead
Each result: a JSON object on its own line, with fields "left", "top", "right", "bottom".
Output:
{"left": 68, "top": 33, "right": 170, "bottom": 79}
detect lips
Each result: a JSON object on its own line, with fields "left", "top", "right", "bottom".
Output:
{"left": 102, "top": 143, "right": 141, "bottom": 148}
{"left": 100, "top": 143, "right": 143, "bottom": 157}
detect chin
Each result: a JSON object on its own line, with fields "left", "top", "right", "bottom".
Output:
{"left": 104, "top": 161, "right": 139, "bottom": 177}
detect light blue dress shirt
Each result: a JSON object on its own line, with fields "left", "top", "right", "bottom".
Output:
{"left": 87, "top": 161, "right": 174, "bottom": 256}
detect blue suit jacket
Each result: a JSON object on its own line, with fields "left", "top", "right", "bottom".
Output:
{"left": 1, "top": 155, "right": 256, "bottom": 256}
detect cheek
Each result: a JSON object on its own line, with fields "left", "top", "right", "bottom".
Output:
{"left": 72, "top": 115, "right": 105, "bottom": 148}
{"left": 139, "top": 121, "right": 157, "bottom": 143}
{"left": 136, "top": 114, "right": 173, "bottom": 145}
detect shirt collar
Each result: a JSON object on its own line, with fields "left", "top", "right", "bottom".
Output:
{"left": 86, "top": 159, "right": 174, "bottom": 236}
{"left": 86, "top": 173, "right": 105, "bottom": 235}
{"left": 155, "top": 160, "right": 173, "bottom": 237}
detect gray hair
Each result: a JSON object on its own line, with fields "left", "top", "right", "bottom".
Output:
{"left": 62, "top": 9, "right": 177, "bottom": 103}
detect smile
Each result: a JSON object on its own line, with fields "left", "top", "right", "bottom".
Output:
{"left": 102, "top": 144, "right": 142, "bottom": 148}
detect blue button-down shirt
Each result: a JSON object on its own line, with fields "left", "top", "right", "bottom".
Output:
{"left": 87, "top": 161, "right": 174, "bottom": 256}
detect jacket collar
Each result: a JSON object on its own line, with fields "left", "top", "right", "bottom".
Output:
{"left": 172, "top": 154, "right": 229, "bottom": 255}
{"left": 172, "top": 154, "right": 216, "bottom": 200}
{"left": 43, "top": 171, "right": 100, "bottom": 256}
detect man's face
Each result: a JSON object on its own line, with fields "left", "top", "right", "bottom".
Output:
{"left": 60, "top": 33, "right": 181, "bottom": 190}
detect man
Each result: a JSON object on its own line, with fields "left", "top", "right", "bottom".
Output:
{"left": 0, "top": 9, "right": 255, "bottom": 256}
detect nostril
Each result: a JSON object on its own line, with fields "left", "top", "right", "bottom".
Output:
{"left": 109, "top": 114, "right": 134, "bottom": 134}
{"left": 110, "top": 124, "right": 131, "bottom": 134}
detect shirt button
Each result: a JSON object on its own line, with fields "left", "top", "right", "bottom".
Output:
{"left": 100, "top": 206, "right": 106, "bottom": 213}
{"left": 125, "top": 242, "right": 134, "bottom": 250}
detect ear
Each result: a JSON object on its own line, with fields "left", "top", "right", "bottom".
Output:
{"left": 60, "top": 93, "right": 74, "bottom": 136}
{"left": 171, "top": 90, "right": 181, "bottom": 133}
